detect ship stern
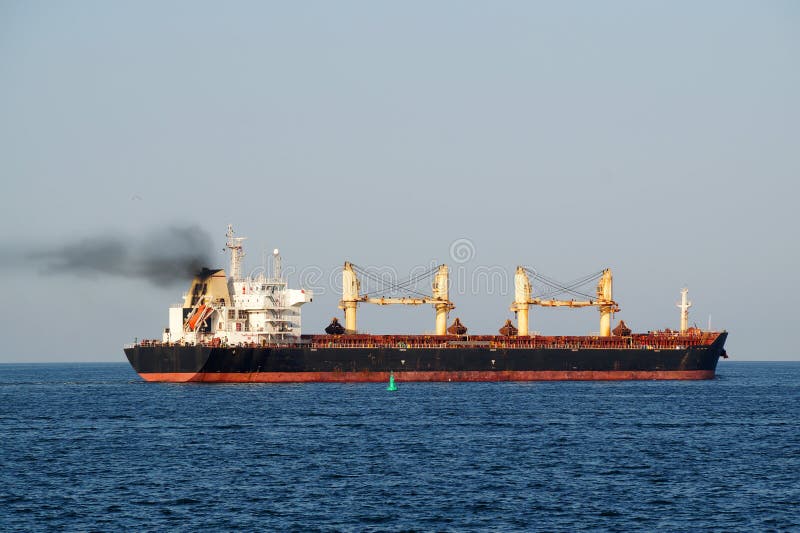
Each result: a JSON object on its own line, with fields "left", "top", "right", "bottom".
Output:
{"left": 124, "top": 344, "right": 213, "bottom": 382}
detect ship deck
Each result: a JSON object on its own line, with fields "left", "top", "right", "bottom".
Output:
{"left": 305, "top": 332, "right": 723, "bottom": 350}
{"left": 130, "top": 331, "right": 724, "bottom": 351}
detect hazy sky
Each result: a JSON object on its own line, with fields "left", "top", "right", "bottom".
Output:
{"left": 1, "top": 1, "right": 798, "bottom": 362}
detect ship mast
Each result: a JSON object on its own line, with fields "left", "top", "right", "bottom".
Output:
{"left": 677, "top": 288, "right": 692, "bottom": 333}
{"left": 225, "top": 224, "right": 246, "bottom": 281}
{"left": 272, "top": 248, "right": 282, "bottom": 280}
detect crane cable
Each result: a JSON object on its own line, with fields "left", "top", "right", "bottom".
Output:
{"left": 534, "top": 275, "right": 601, "bottom": 300}
{"left": 350, "top": 263, "right": 440, "bottom": 299}
{"left": 523, "top": 267, "right": 605, "bottom": 300}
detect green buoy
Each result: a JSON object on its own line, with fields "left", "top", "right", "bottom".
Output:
{"left": 386, "top": 371, "right": 398, "bottom": 391}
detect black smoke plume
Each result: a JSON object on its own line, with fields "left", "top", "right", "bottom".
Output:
{"left": 28, "top": 225, "right": 215, "bottom": 287}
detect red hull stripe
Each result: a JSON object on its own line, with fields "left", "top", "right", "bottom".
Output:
{"left": 137, "top": 370, "right": 716, "bottom": 383}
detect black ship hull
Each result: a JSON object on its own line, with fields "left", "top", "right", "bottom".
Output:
{"left": 125, "top": 332, "right": 726, "bottom": 382}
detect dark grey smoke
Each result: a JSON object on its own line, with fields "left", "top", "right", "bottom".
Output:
{"left": 28, "top": 225, "right": 215, "bottom": 287}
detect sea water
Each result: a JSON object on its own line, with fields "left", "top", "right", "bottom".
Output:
{"left": 1, "top": 362, "right": 798, "bottom": 531}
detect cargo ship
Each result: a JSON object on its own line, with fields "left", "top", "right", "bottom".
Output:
{"left": 124, "top": 226, "right": 728, "bottom": 382}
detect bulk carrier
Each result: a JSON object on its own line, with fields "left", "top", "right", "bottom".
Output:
{"left": 124, "top": 226, "right": 728, "bottom": 382}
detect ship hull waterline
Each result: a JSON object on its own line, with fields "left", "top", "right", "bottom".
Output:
{"left": 134, "top": 369, "right": 716, "bottom": 383}
{"left": 125, "top": 334, "right": 725, "bottom": 383}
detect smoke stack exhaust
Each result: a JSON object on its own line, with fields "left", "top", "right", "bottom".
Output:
{"left": 26, "top": 225, "right": 215, "bottom": 287}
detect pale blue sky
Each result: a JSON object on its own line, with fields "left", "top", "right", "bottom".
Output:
{"left": 1, "top": 1, "right": 798, "bottom": 361}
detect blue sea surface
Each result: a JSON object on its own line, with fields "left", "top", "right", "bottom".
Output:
{"left": 1, "top": 362, "right": 798, "bottom": 531}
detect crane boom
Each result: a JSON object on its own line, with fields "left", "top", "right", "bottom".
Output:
{"left": 530, "top": 298, "right": 604, "bottom": 308}
{"left": 363, "top": 297, "right": 448, "bottom": 306}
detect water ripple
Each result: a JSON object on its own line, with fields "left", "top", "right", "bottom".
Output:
{"left": 0, "top": 362, "right": 799, "bottom": 531}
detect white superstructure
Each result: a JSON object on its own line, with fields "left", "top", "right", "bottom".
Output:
{"left": 162, "top": 225, "right": 313, "bottom": 345}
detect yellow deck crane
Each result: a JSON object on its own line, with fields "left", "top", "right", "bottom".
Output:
{"left": 510, "top": 267, "right": 620, "bottom": 337}
{"left": 340, "top": 262, "right": 454, "bottom": 335}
